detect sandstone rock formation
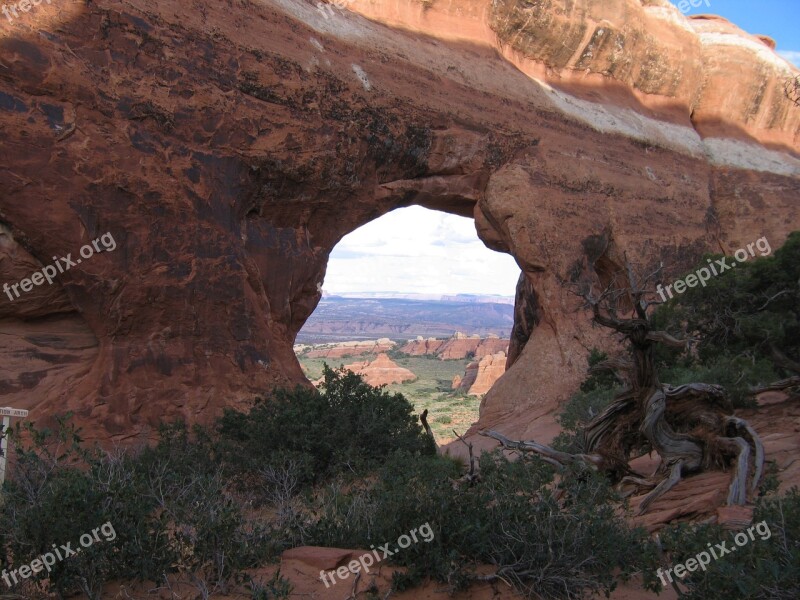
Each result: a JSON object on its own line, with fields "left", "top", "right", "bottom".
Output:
{"left": 343, "top": 353, "right": 416, "bottom": 387}
{"left": 400, "top": 336, "right": 445, "bottom": 356}
{"left": 0, "top": 0, "right": 797, "bottom": 441}
{"left": 455, "top": 352, "right": 508, "bottom": 396}
{"left": 304, "top": 338, "right": 395, "bottom": 359}
{"left": 401, "top": 333, "right": 509, "bottom": 360}
{"left": 438, "top": 332, "right": 508, "bottom": 360}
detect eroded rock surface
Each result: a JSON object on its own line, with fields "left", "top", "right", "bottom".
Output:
{"left": 0, "top": 0, "right": 797, "bottom": 441}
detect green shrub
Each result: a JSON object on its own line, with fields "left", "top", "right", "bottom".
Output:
{"left": 307, "top": 450, "right": 657, "bottom": 598}
{"left": 216, "top": 366, "right": 435, "bottom": 486}
{"left": 660, "top": 355, "right": 778, "bottom": 408}
{"left": 652, "top": 232, "right": 800, "bottom": 402}
{"left": 659, "top": 489, "right": 800, "bottom": 599}
{"left": 0, "top": 417, "right": 169, "bottom": 599}
{"left": 0, "top": 418, "right": 272, "bottom": 599}
{"left": 247, "top": 571, "right": 292, "bottom": 599}
{"left": 134, "top": 423, "right": 271, "bottom": 596}
{"left": 579, "top": 348, "right": 620, "bottom": 393}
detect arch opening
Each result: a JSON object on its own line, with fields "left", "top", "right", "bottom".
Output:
{"left": 294, "top": 205, "right": 520, "bottom": 444}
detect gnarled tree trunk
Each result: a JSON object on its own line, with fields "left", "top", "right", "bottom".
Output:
{"left": 482, "top": 266, "right": 765, "bottom": 514}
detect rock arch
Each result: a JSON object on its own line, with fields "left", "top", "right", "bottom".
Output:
{"left": 0, "top": 0, "right": 797, "bottom": 442}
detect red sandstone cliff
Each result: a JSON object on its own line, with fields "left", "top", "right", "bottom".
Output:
{"left": 0, "top": 0, "right": 797, "bottom": 442}
{"left": 400, "top": 337, "right": 446, "bottom": 356}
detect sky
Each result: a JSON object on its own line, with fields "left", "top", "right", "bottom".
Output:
{"left": 669, "top": 0, "right": 799, "bottom": 66}
{"left": 324, "top": 3, "right": 798, "bottom": 298}
{"left": 324, "top": 206, "right": 520, "bottom": 296}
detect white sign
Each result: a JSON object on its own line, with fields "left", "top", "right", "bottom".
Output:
{"left": 0, "top": 407, "right": 28, "bottom": 418}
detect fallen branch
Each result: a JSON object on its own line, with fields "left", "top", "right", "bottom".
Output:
{"left": 751, "top": 376, "right": 800, "bottom": 395}
{"left": 479, "top": 429, "right": 603, "bottom": 471}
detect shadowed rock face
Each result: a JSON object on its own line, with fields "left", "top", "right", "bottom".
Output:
{"left": 0, "top": 0, "right": 797, "bottom": 441}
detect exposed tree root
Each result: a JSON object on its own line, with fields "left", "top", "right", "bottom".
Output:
{"left": 638, "top": 459, "right": 685, "bottom": 515}
{"left": 726, "top": 416, "right": 765, "bottom": 493}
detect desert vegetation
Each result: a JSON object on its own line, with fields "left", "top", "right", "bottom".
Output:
{"left": 488, "top": 232, "right": 800, "bottom": 514}
{"left": 1, "top": 236, "right": 799, "bottom": 599}
{"left": 297, "top": 347, "right": 480, "bottom": 442}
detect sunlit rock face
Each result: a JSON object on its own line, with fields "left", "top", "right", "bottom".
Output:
{"left": 455, "top": 352, "right": 508, "bottom": 396}
{"left": 0, "top": 0, "right": 797, "bottom": 441}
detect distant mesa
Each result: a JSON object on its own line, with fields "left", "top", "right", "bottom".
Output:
{"left": 342, "top": 353, "right": 416, "bottom": 387}
{"left": 296, "top": 296, "right": 513, "bottom": 344}
{"left": 453, "top": 351, "right": 508, "bottom": 396}
{"left": 401, "top": 332, "right": 509, "bottom": 360}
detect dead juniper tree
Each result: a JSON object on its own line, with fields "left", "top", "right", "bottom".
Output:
{"left": 482, "top": 261, "right": 764, "bottom": 514}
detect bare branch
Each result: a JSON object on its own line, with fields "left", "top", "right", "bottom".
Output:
{"left": 454, "top": 430, "right": 479, "bottom": 484}
{"left": 479, "top": 430, "right": 603, "bottom": 471}
{"left": 646, "top": 330, "right": 690, "bottom": 348}
{"left": 420, "top": 409, "right": 437, "bottom": 450}
{"left": 750, "top": 376, "right": 800, "bottom": 395}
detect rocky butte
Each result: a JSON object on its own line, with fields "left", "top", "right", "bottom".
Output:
{"left": 342, "top": 353, "right": 416, "bottom": 387}
{"left": 0, "top": 0, "right": 797, "bottom": 446}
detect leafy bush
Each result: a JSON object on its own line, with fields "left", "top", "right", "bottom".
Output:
{"left": 247, "top": 571, "right": 292, "bottom": 599}
{"left": 652, "top": 232, "right": 800, "bottom": 404}
{"left": 659, "top": 354, "right": 778, "bottom": 408}
{"left": 216, "top": 366, "right": 435, "bottom": 486}
{"left": 307, "top": 450, "right": 658, "bottom": 598}
{"left": 0, "top": 417, "right": 169, "bottom": 599}
{"left": 0, "top": 418, "right": 271, "bottom": 599}
{"left": 659, "top": 488, "right": 800, "bottom": 599}
{"left": 134, "top": 422, "right": 271, "bottom": 597}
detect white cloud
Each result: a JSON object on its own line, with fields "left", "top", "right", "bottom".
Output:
{"left": 324, "top": 206, "right": 520, "bottom": 296}
{"left": 778, "top": 50, "right": 800, "bottom": 68}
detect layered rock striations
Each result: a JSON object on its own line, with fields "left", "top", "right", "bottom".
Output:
{"left": 0, "top": 0, "right": 797, "bottom": 441}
